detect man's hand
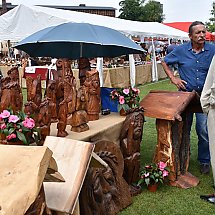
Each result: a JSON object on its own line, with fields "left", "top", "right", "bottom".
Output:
{"left": 170, "top": 76, "right": 187, "bottom": 90}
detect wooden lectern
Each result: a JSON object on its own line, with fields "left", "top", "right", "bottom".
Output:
{"left": 140, "top": 90, "right": 201, "bottom": 188}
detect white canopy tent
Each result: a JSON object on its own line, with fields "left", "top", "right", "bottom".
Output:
{"left": 0, "top": 4, "right": 189, "bottom": 42}
{"left": 0, "top": 4, "right": 189, "bottom": 86}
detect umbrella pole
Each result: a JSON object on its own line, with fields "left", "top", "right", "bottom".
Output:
{"left": 80, "top": 43, "right": 83, "bottom": 58}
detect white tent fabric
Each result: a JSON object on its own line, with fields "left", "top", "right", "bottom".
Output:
{"left": 0, "top": 4, "right": 189, "bottom": 42}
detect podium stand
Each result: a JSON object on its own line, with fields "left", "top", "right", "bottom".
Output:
{"left": 140, "top": 90, "right": 200, "bottom": 188}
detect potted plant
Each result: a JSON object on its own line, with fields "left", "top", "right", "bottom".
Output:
{"left": 110, "top": 87, "right": 140, "bottom": 115}
{"left": 137, "top": 161, "right": 170, "bottom": 192}
{"left": 0, "top": 109, "right": 40, "bottom": 145}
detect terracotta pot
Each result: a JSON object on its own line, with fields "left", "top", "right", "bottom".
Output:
{"left": 147, "top": 184, "right": 158, "bottom": 192}
{"left": 119, "top": 108, "right": 126, "bottom": 116}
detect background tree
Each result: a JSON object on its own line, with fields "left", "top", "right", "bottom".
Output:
{"left": 118, "top": 0, "right": 165, "bottom": 23}
{"left": 118, "top": 0, "right": 145, "bottom": 21}
{"left": 205, "top": 1, "right": 215, "bottom": 33}
{"left": 141, "top": 0, "right": 165, "bottom": 22}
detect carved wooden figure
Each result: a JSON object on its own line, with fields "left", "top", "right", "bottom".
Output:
{"left": 45, "top": 80, "right": 58, "bottom": 123}
{"left": 70, "top": 86, "right": 89, "bottom": 132}
{"left": 119, "top": 107, "right": 145, "bottom": 195}
{"left": 79, "top": 140, "right": 132, "bottom": 215}
{"left": 53, "top": 75, "right": 69, "bottom": 137}
{"left": 56, "top": 58, "right": 73, "bottom": 79}
{"left": 64, "top": 74, "right": 77, "bottom": 115}
{"left": 25, "top": 185, "right": 52, "bottom": 215}
{"left": 84, "top": 69, "right": 101, "bottom": 121}
{"left": 7, "top": 66, "right": 20, "bottom": 83}
{"left": 26, "top": 75, "right": 42, "bottom": 107}
{"left": 24, "top": 101, "right": 39, "bottom": 124}
{"left": 78, "top": 57, "right": 91, "bottom": 86}
{"left": 0, "top": 75, "right": 23, "bottom": 112}
{"left": 37, "top": 98, "right": 51, "bottom": 145}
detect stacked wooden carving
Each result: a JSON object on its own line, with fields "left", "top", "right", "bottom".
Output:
{"left": 0, "top": 59, "right": 101, "bottom": 145}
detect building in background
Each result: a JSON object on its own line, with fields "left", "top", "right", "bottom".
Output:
{"left": 0, "top": 3, "right": 116, "bottom": 17}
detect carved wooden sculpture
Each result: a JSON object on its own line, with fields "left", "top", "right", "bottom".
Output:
{"left": 84, "top": 69, "right": 101, "bottom": 121}
{"left": 78, "top": 57, "right": 91, "bottom": 86}
{"left": 0, "top": 76, "right": 23, "bottom": 112}
{"left": 26, "top": 75, "right": 42, "bottom": 107}
{"left": 56, "top": 58, "right": 73, "bottom": 79}
{"left": 45, "top": 80, "right": 58, "bottom": 123}
{"left": 25, "top": 185, "right": 52, "bottom": 215}
{"left": 57, "top": 81, "right": 68, "bottom": 137}
{"left": 24, "top": 101, "right": 39, "bottom": 122}
{"left": 37, "top": 98, "right": 51, "bottom": 145}
{"left": 7, "top": 66, "right": 20, "bottom": 83}
{"left": 70, "top": 86, "right": 89, "bottom": 132}
{"left": 80, "top": 140, "right": 132, "bottom": 215}
{"left": 64, "top": 74, "right": 77, "bottom": 115}
{"left": 119, "top": 107, "right": 145, "bottom": 195}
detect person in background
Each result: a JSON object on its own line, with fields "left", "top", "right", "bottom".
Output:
{"left": 200, "top": 55, "right": 215, "bottom": 203}
{"left": 166, "top": 39, "right": 178, "bottom": 54}
{"left": 166, "top": 39, "right": 178, "bottom": 75}
{"left": 161, "top": 21, "right": 215, "bottom": 174}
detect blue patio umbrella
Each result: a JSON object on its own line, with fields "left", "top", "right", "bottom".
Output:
{"left": 14, "top": 22, "right": 144, "bottom": 59}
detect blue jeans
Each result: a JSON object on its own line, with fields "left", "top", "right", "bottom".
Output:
{"left": 187, "top": 112, "right": 210, "bottom": 164}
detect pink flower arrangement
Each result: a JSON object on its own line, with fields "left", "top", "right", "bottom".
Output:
{"left": 0, "top": 109, "right": 40, "bottom": 145}
{"left": 110, "top": 87, "right": 140, "bottom": 111}
{"left": 138, "top": 161, "right": 170, "bottom": 187}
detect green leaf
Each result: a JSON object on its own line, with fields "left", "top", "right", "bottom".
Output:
{"left": 9, "top": 128, "right": 15, "bottom": 134}
{"left": 17, "top": 131, "right": 28, "bottom": 145}
{"left": 137, "top": 178, "right": 144, "bottom": 186}
{"left": 145, "top": 178, "right": 150, "bottom": 186}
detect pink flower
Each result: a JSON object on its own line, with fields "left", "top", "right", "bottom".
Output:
{"left": 9, "top": 115, "right": 20, "bottom": 123}
{"left": 119, "top": 96, "right": 125, "bottom": 104}
{"left": 6, "top": 133, "right": 16, "bottom": 140}
{"left": 0, "top": 123, "right": 6, "bottom": 130}
{"left": 0, "top": 110, "right": 10, "bottom": 118}
{"left": 123, "top": 88, "right": 130, "bottom": 95}
{"left": 144, "top": 173, "right": 150, "bottom": 177}
{"left": 22, "top": 117, "right": 35, "bottom": 129}
{"left": 158, "top": 161, "right": 167, "bottom": 171}
{"left": 162, "top": 170, "right": 169, "bottom": 177}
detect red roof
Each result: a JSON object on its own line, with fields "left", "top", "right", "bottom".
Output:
{"left": 163, "top": 22, "right": 215, "bottom": 41}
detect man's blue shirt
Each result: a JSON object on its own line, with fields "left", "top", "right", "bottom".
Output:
{"left": 164, "top": 41, "right": 215, "bottom": 93}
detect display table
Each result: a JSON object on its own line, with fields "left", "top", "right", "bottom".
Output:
{"left": 50, "top": 112, "right": 125, "bottom": 145}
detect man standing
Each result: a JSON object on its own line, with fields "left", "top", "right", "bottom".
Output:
{"left": 161, "top": 21, "right": 215, "bottom": 174}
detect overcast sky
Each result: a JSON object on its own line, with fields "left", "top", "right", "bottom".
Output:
{"left": 8, "top": 0, "right": 213, "bottom": 23}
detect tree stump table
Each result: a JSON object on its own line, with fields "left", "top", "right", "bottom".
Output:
{"left": 140, "top": 90, "right": 200, "bottom": 188}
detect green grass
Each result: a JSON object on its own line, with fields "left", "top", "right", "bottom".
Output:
{"left": 119, "top": 79, "right": 214, "bottom": 215}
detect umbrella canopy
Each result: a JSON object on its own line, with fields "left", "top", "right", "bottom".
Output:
{"left": 14, "top": 22, "right": 144, "bottom": 59}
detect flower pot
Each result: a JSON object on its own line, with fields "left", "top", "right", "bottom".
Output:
{"left": 119, "top": 108, "right": 126, "bottom": 116}
{"left": 6, "top": 140, "right": 24, "bottom": 145}
{"left": 147, "top": 184, "right": 158, "bottom": 192}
